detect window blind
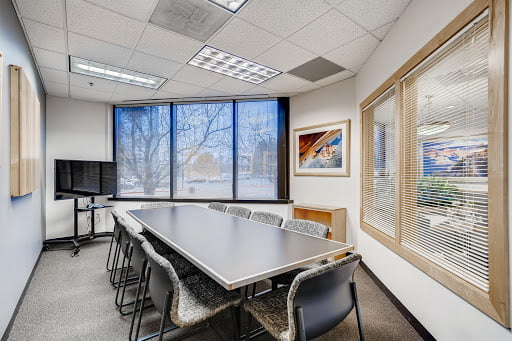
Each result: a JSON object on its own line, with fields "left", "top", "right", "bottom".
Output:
{"left": 400, "top": 15, "right": 490, "bottom": 291}
{"left": 362, "top": 87, "right": 397, "bottom": 238}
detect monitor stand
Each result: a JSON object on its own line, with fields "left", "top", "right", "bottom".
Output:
{"left": 43, "top": 197, "right": 113, "bottom": 257}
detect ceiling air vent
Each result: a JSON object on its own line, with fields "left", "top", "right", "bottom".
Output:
{"left": 287, "top": 57, "right": 345, "bottom": 82}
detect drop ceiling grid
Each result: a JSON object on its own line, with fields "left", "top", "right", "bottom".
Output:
{"left": 11, "top": 0, "right": 411, "bottom": 102}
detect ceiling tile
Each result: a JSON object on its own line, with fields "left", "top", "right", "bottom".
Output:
{"left": 152, "top": 90, "right": 182, "bottom": 100}
{"left": 372, "top": 21, "right": 395, "bottom": 40}
{"left": 314, "top": 69, "right": 354, "bottom": 86}
{"left": 40, "top": 67, "right": 69, "bottom": 85}
{"left": 127, "top": 51, "right": 182, "bottom": 79}
{"left": 241, "top": 86, "right": 272, "bottom": 96}
{"left": 69, "top": 73, "right": 118, "bottom": 92}
{"left": 349, "top": 64, "right": 363, "bottom": 73}
{"left": 22, "top": 19, "right": 66, "bottom": 53}
{"left": 136, "top": 25, "right": 203, "bottom": 63}
{"left": 337, "top": 0, "right": 410, "bottom": 32}
{"left": 295, "top": 82, "right": 321, "bottom": 93}
{"left": 150, "top": 0, "right": 231, "bottom": 42}
{"left": 324, "top": 0, "right": 345, "bottom": 5}
{"left": 15, "top": 0, "right": 65, "bottom": 27}
{"left": 197, "top": 88, "right": 231, "bottom": 98}
{"left": 67, "top": 0, "right": 145, "bottom": 49}
{"left": 288, "top": 57, "right": 345, "bottom": 82}
{"left": 70, "top": 85, "right": 113, "bottom": 102}
{"left": 84, "top": 0, "right": 159, "bottom": 22}
{"left": 172, "top": 65, "right": 224, "bottom": 88}
{"left": 288, "top": 9, "right": 366, "bottom": 55}
{"left": 160, "top": 80, "right": 205, "bottom": 97}
{"left": 33, "top": 48, "right": 68, "bottom": 71}
{"left": 254, "top": 40, "right": 316, "bottom": 72}
{"left": 238, "top": 0, "right": 331, "bottom": 38}
{"left": 208, "top": 18, "right": 280, "bottom": 59}
{"left": 68, "top": 32, "right": 133, "bottom": 67}
{"left": 209, "top": 77, "right": 255, "bottom": 94}
{"left": 260, "top": 74, "right": 311, "bottom": 92}
{"left": 113, "top": 83, "right": 158, "bottom": 100}
{"left": 45, "top": 81, "right": 69, "bottom": 97}
{"left": 324, "top": 34, "right": 379, "bottom": 69}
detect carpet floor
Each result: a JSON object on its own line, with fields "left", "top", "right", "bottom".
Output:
{"left": 7, "top": 239, "right": 423, "bottom": 341}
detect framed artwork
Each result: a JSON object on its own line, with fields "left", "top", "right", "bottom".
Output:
{"left": 294, "top": 120, "right": 350, "bottom": 176}
{"left": 422, "top": 135, "right": 488, "bottom": 179}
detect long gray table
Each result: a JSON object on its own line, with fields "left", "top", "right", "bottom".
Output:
{"left": 127, "top": 205, "right": 354, "bottom": 290}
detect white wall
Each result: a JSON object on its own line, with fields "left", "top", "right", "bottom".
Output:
{"left": 355, "top": 0, "right": 512, "bottom": 340}
{"left": 289, "top": 78, "right": 359, "bottom": 245}
{"left": 45, "top": 96, "right": 290, "bottom": 238}
{"left": 0, "top": 1, "right": 46, "bottom": 337}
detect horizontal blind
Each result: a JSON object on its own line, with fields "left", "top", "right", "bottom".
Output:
{"left": 400, "top": 15, "right": 490, "bottom": 291}
{"left": 362, "top": 87, "right": 397, "bottom": 238}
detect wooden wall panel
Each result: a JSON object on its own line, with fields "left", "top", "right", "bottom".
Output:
{"left": 10, "top": 65, "right": 40, "bottom": 197}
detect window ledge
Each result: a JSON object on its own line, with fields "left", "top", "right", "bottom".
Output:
{"left": 107, "top": 197, "right": 293, "bottom": 204}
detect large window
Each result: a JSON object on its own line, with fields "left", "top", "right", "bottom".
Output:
{"left": 114, "top": 99, "right": 288, "bottom": 201}
{"left": 361, "top": 1, "right": 508, "bottom": 327}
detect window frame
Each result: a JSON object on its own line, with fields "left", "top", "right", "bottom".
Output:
{"left": 111, "top": 98, "right": 290, "bottom": 203}
{"left": 359, "top": 0, "right": 509, "bottom": 326}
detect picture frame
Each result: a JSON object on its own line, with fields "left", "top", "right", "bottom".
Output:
{"left": 294, "top": 120, "right": 350, "bottom": 177}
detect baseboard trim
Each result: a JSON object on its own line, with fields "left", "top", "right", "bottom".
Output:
{"left": 1, "top": 248, "right": 43, "bottom": 341}
{"left": 360, "top": 261, "right": 436, "bottom": 341}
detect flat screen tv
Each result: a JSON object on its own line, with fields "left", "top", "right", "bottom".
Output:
{"left": 55, "top": 159, "right": 117, "bottom": 200}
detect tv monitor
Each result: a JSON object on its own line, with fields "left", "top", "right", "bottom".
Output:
{"left": 55, "top": 159, "right": 117, "bottom": 200}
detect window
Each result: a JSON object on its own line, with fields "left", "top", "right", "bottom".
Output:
{"left": 360, "top": 1, "right": 508, "bottom": 327}
{"left": 114, "top": 99, "right": 288, "bottom": 201}
{"left": 174, "top": 102, "right": 233, "bottom": 199}
{"left": 237, "top": 100, "right": 279, "bottom": 199}
{"left": 115, "top": 105, "right": 171, "bottom": 197}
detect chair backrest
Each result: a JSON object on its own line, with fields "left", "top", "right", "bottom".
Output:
{"left": 208, "top": 202, "right": 228, "bottom": 213}
{"left": 226, "top": 206, "right": 252, "bottom": 219}
{"left": 118, "top": 216, "right": 148, "bottom": 276}
{"left": 250, "top": 211, "right": 283, "bottom": 227}
{"left": 141, "top": 202, "right": 175, "bottom": 209}
{"left": 287, "top": 254, "right": 362, "bottom": 340}
{"left": 111, "top": 210, "right": 123, "bottom": 242}
{"left": 283, "top": 219, "right": 329, "bottom": 238}
{"left": 141, "top": 242, "right": 180, "bottom": 319}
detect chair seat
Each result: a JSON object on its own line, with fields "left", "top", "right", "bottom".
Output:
{"left": 173, "top": 273, "right": 242, "bottom": 328}
{"left": 164, "top": 253, "right": 199, "bottom": 279}
{"left": 243, "top": 287, "right": 291, "bottom": 341}
{"left": 141, "top": 231, "right": 174, "bottom": 255}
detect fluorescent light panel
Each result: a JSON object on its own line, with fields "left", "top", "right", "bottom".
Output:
{"left": 188, "top": 46, "right": 281, "bottom": 84}
{"left": 208, "top": 0, "right": 248, "bottom": 12}
{"left": 69, "top": 56, "right": 167, "bottom": 89}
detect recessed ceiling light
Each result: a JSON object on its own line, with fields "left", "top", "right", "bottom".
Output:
{"left": 69, "top": 56, "right": 167, "bottom": 89}
{"left": 208, "top": 0, "right": 248, "bottom": 12}
{"left": 187, "top": 46, "right": 281, "bottom": 84}
{"left": 417, "top": 121, "right": 453, "bottom": 136}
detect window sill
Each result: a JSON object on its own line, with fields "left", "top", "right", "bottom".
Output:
{"left": 107, "top": 197, "right": 293, "bottom": 204}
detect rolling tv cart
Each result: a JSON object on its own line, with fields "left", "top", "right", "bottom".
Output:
{"left": 43, "top": 197, "right": 113, "bottom": 257}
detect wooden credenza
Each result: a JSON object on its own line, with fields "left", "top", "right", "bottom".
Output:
{"left": 292, "top": 203, "right": 347, "bottom": 260}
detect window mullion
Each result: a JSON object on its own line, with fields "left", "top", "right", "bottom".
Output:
{"left": 232, "top": 100, "right": 238, "bottom": 200}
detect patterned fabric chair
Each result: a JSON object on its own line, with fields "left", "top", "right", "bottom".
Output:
{"left": 271, "top": 219, "right": 330, "bottom": 288}
{"left": 141, "top": 202, "right": 175, "bottom": 209}
{"left": 250, "top": 211, "right": 284, "bottom": 227}
{"left": 244, "top": 254, "right": 364, "bottom": 341}
{"left": 208, "top": 202, "right": 228, "bottom": 213}
{"left": 226, "top": 205, "right": 252, "bottom": 219}
{"left": 133, "top": 242, "right": 242, "bottom": 341}
{"left": 283, "top": 219, "right": 329, "bottom": 238}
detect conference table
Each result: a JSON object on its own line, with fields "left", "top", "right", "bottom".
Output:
{"left": 127, "top": 205, "right": 354, "bottom": 290}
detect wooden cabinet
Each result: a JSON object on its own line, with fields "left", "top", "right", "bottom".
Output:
{"left": 292, "top": 203, "right": 347, "bottom": 259}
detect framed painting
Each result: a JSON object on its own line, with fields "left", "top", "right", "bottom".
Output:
{"left": 294, "top": 120, "right": 350, "bottom": 176}
{"left": 422, "top": 135, "right": 488, "bottom": 179}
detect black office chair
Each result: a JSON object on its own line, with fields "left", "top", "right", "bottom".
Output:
{"left": 109, "top": 211, "right": 136, "bottom": 288}
{"left": 244, "top": 254, "right": 364, "bottom": 341}
{"left": 271, "top": 219, "right": 330, "bottom": 289}
{"left": 133, "top": 242, "right": 242, "bottom": 341}
{"left": 208, "top": 202, "right": 228, "bottom": 213}
{"left": 106, "top": 210, "right": 122, "bottom": 272}
{"left": 250, "top": 211, "right": 283, "bottom": 227}
{"left": 226, "top": 205, "right": 252, "bottom": 219}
